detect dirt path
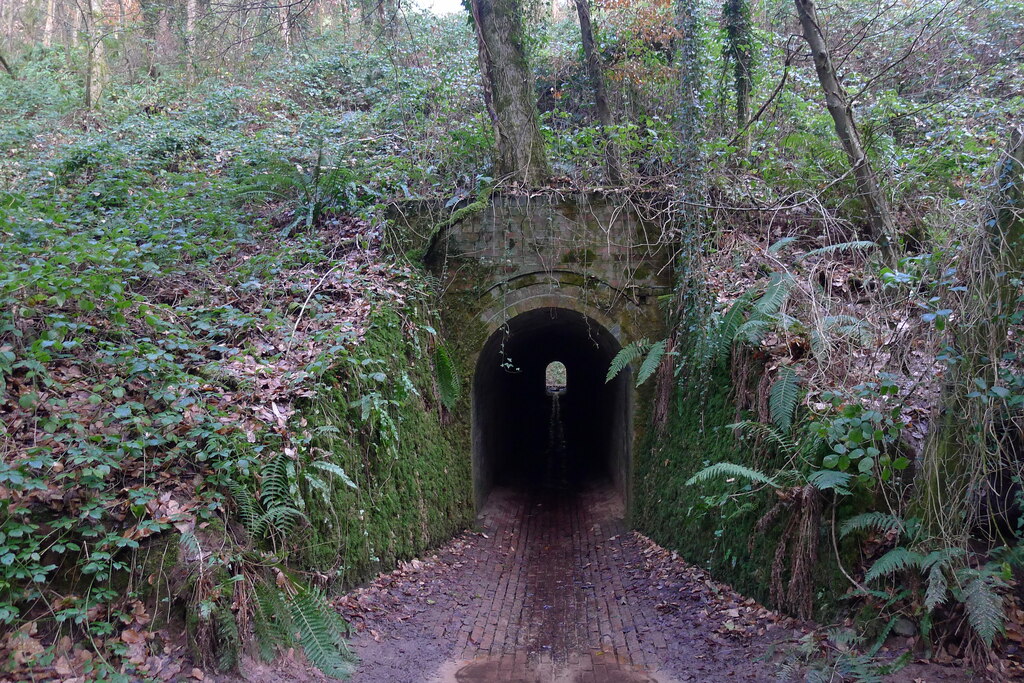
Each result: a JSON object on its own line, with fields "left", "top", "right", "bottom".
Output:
{"left": 338, "top": 485, "right": 800, "bottom": 682}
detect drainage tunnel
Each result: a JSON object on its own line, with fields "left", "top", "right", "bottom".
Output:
{"left": 472, "top": 307, "right": 632, "bottom": 507}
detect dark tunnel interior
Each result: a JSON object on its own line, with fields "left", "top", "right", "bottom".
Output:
{"left": 472, "top": 308, "right": 631, "bottom": 507}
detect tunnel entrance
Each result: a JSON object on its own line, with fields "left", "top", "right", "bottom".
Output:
{"left": 472, "top": 308, "right": 631, "bottom": 508}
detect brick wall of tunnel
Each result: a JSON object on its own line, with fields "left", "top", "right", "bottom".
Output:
{"left": 417, "top": 191, "right": 674, "bottom": 511}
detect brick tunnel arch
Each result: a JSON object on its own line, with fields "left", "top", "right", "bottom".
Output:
{"left": 472, "top": 307, "right": 632, "bottom": 508}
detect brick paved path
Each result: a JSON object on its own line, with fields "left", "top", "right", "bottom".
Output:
{"left": 345, "top": 484, "right": 793, "bottom": 683}
{"left": 439, "top": 486, "right": 658, "bottom": 681}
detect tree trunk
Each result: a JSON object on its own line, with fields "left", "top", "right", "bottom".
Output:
{"left": 185, "top": 0, "right": 198, "bottom": 76}
{"left": 279, "top": 2, "right": 292, "bottom": 54}
{"left": 71, "top": 0, "right": 81, "bottom": 45}
{"left": 723, "top": 0, "right": 753, "bottom": 142}
{"left": 470, "top": 0, "right": 550, "bottom": 186}
{"left": 574, "top": 0, "right": 621, "bottom": 184}
{"left": 794, "top": 0, "right": 896, "bottom": 256}
{"left": 44, "top": 0, "right": 57, "bottom": 47}
{"left": 85, "top": 0, "right": 108, "bottom": 108}
{"left": 0, "top": 49, "right": 15, "bottom": 78}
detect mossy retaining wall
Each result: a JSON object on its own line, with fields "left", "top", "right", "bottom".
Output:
{"left": 634, "top": 362, "right": 849, "bottom": 619}
{"left": 295, "top": 305, "right": 474, "bottom": 588}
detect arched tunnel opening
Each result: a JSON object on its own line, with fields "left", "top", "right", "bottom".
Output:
{"left": 472, "top": 307, "right": 632, "bottom": 508}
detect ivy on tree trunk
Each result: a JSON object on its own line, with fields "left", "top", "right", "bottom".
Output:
{"left": 469, "top": 0, "right": 550, "bottom": 186}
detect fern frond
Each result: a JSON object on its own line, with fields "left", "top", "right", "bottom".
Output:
{"left": 685, "top": 462, "right": 780, "bottom": 488}
{"left": 260, "top": 455, "right": 293, "bottom": 511}
{"left": 606, "top": 339, "right": 648, "bottom": 383}
{"left": 252, "top": 505, "right": 305, "bottom": 538}
{"left": 826, "top": 626, "right": 863, "bottom": 649}
{"left": 799, "top": 240, "right": 878, "bottom": 261}
{"left": 733, "top": 317, "right": 773, "bottom": 345}
{"left": 635, "top": 339, "right": 668, "bottom": 387}
{"left": 767, "top": 236, "right": 799, "bottom": 253}
{"left": 769, "top": 365, "right": 801, "bottom": 432}
{"left": 434, "top": 344, "right": 460, "bottom": 410}
{"left": 713, "top": 291, "right": 758, "bottom": 357}
{"left": 226, "top": 479, "right": 260, "bottom": 536}
{"left": 864, "top": 547, "right": 925, "bottom": 583}
{"left": 924, "top": 562, "right": 949, "bottom": 612}
{"left": 840, "top": 512, "right": 905, "bottom": 538}
{"left": 920, "top": 546, "right": 966, "bottom": 571}
{"left": 303, "top": 472, "right": 331, "bottom": 504}
{"left": 752, "top": 272, "right": 795, "bottom": 317}
{"left": 289, "top": 587, "right": 358, "bottom": 678}
{"left": 215, "top": 607, "right": 241, "bottom": 671}
{"left": 807, "top": 469, "right": 852, "bottom": 493}
{"left": 822, "top": 315, "right": 874, "bottom": 347}
{"left": 310, "top": 460, "right": 358, "bottom": 490}
{"left": 253, "top": 580, "right": 293, "bottom": 662}
{"left": 961, "top": 573, "right": 1004, "bottom": 646}
{"left": 727, "top": 420, "right": 800, "bottom": 458}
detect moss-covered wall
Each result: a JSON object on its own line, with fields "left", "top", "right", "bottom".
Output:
{"left": 295, "top": 305, "right": 474, "bottom": 588}
{"left": 634, "top": 362, "right": 848, "bottom": 618}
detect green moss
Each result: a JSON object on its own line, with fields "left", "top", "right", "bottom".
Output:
{"left": 296, "top": 305, "right": 473, "bottom": 588}
{"left": 561, "top": 247, "right": 597, "bottom": 265}
{"left": 629, "top": 264, "right": 652, "bottom": 281}
{"left": 509, "top": 274, "right": 539, "bottom": 289}
{"left": 633, "top": 362, "right": 851, "bottom": 619}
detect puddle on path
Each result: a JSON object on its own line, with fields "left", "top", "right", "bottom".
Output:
{"left": 434, "top": 654, "right": 673, "bottom": 683}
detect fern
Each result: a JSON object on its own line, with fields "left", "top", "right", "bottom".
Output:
{"left": 215, "top": 607, "right": 241, "bottom": 671}
{"left": 433, "top": 344, "right": 460, "bottom": 410}
{"left": 260, "top": 454, "right": 293, "bottom": 511}
{"left": 752, "top": 272, "right": 795, "bottom": 317}
{"left": 840, "top": 512, "right": 905, "bottom": 538}
{"left": 806, "top": 469, "right": 852, "bottom": 493}
{"left": 962, "top": 573, "right": 1004, "bottom": 647}
{"left": 864, "top": 547, "right": 925, "bottom": 583}
{"left": 767, "top": 236, "right": 799, "bottom": 253}
{"left": 733, "top": 318, "right": 772, "bottom": 345}
{"left": 685, "top": 462, "right": 780, "bottom": 488}
{"left": 727, "top": 420, "right": 800, "bottom": 458}
{"left": 715, "top": 291, "right": 757, "bottom": 356}
{"left": 813, "top": 315, "right": 874, "bottom": 355}
{"left": 769, "top": 365, "right": 800, "bottom": 432}
{"left": 799, "top": 240, "right": 878, "bottom": 261}
{"left": 921, "top": 546, "right": 965, "bottom": 571}
{"left": 303, "top": 472, "right": 331, "bottom": 504}
{"left": 253, "top": 581, "right": 292, "bottom": 662}
{"left": 924, "top": 562, "right": 948, "bottom": 612}
{"left": 606, "top": 339, "right": 649, "bottom": 383}
{"left": 310, "top": 460, "right": 358, "bottom": 490}
{"left": 289, "top": 587, "right": 358, "bottom": 678}
{"left": 251, "top": 505, "right": 305, "bottom": 538}
{"left": 227, "top": 479, "right": 260, "bottom": 535}
{"left": 635, "top": 339, "right": 668, "bottom": 387}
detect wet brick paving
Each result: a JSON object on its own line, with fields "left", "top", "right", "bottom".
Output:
{"left": 345, "top": 484, "right": 798, "bottom": 682}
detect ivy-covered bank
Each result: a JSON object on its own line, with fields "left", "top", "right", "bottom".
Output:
{"left": 186, "top": 299, "right": 475, "bottom": 672}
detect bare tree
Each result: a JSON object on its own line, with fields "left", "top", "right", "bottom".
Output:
{"left": 469, "top": 0, "right": 550, "bottom": 186}
{"left": 574, "top": 0, "right": 621, "bottom": 184}
{"left": 44, "top": 0, "right": 57, "bottom": 47}
{"left": 794, "top": 0, "right": 896, "bottom": 256}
